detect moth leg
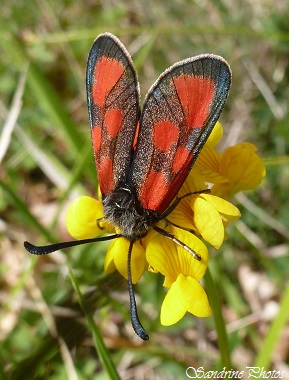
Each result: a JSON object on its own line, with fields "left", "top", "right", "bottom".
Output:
{"left": 160, "top": 188, "right": 210, "bottom": 219}
{"left": 96, "top": 217, "right": 106, "bottom": 230}
{"left": 153, "top": 225, "right": 201, "bottom": 261}
{"left": 164, "top": 219, "right": 195, "bottom": 234}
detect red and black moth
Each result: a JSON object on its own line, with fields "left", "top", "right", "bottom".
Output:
{"left": 24, "top": 33, "right": 231, "bottom": 340}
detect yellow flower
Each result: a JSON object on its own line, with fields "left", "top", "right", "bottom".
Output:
{"left": 146, "top": 227, "right": 211, "bottom": 325}
{"left": 63, "top": 121, "right": 265, "bottom": 330}
{"left": 211, "top": 143, "right": 266, "bottom": 199}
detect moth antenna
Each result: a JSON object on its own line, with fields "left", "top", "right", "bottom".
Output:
{"left": 24, "top": 234, "right": 121, "bottom": 255}
{"left": 154, "top": 225, "right": 202, "bottom": 261}
{"left": 127, "top": 241, "right": 149, "bottom": 340}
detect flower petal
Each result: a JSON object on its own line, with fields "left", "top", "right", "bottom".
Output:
{"left": 168, "top": 198, "right": 197, "bottom": 232}
{"left": 215, "top": 143, "right": 266, "bottom": 198}
{"left": 178, "top": 168, "right": 207, "bottom": 196}
{"left": 104, "top": 241, "right": 117, "bottom": 274}
{"left": 206, "top": 121, "right": 223, "bottom": 147}
{"left": 161, "top": 281, "right": 186, "bottom": 326}
{"left": 161, "top": 273, "right": 211, "bottom": 325}
{"left": 146, "top": 227, "right": 208, "bottom": 284}
{"left": 66, "top": 196, "right": 112, "bottom": 239}
{"left": 200, "top": 194, "right": 241, "bottom": 222}
{"left": 192, "top": 196, "right": 224, "bottom": 249}
{"left": 146, "top": 233, "right": 178, "bottom": 282}
{"left": 168, "top": 169, "right": 207, "bottom": 231}
{"left": 105, "top": 237, "right": 147, "bottom": 283}
{"left": 195, "top": 145, "right": 228, "bottom": 184}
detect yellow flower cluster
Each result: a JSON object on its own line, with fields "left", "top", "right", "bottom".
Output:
{"left": 66, "top": 122, "right": 266, "bottom": 326}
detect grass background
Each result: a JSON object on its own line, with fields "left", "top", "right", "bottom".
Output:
{"left": 1, "top": 0, "right": 289, "bottom": 379}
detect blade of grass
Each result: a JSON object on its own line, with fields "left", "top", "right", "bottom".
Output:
{"left": 205, "top": 267, "right": 232, "bottom": 368}
{"left": 0, "top": 65, "right": 28, "bottom": 163}
{"left": 68, "top": 267, "right": 121, "bottom": 380}
{"left": 15, "top": 125, "right": 84, "bottom": 193}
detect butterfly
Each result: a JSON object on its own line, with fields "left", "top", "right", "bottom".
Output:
{"left": 24, "top": 33, "right": 231, "bottom": 340}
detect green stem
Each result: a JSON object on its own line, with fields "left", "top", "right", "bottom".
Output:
{"left": 68, "top": 268, "right": 121, "bottom": 380}
{"left": 204, "top": 267, "right": 232, "bottom": 368}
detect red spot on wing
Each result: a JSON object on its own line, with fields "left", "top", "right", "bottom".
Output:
{"left": 139, "top": 171, "right": 169, "bottom": 211}
{"left": 173, "top": 75, "right": 215, "bottom": 127}
{"left": 92, "top": 57, "right": 124, "bottom": 107}
{"left": 153, "top": 121, "right": 179, "bottom": 153}
{"left": 98, "top": 156, "right": 114, "bottom": 195}
{"left": 92, "top": 125, "right": 101, "bottom": 154}
{"left": 172, "top": 146, "right": 190, "bottom": 173}
{"left": 104, "top": 109, "right": 123, "bottom": 137}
